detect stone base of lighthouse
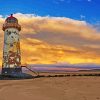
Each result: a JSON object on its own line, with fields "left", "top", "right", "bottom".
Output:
{"left": 1, "top": 67, "right": 33, "bottom": 79}
{"left": 2, "top": 67, "right": 22, "bottom": 75}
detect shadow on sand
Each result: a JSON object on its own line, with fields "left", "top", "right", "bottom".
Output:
{"left": 0, "top": 73, "right": 100, "bottom": 80}
{"left": 34, "top": 73, "right": 100, "bottom": 78}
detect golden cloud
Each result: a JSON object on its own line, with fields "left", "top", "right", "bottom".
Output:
{"left": 0, "top": 13, "right": 100, "bottom": 66}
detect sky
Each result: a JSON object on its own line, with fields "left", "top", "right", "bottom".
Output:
{"left": 0, "top": 0, "right": 100, "bottom": 65}
{"left": 0, "top": 0, "right": 100, "bottom": 24}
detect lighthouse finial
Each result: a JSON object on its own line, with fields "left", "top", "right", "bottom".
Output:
{"left": 11, "top": 14, "right": 13, "bottom": 17}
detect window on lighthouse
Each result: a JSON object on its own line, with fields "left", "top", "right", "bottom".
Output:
{"left": 7, "top": 19, "right": 17, "bottom": 23}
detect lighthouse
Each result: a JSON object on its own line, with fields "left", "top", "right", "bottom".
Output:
{"left": 2, "top": 14, "right": 22, "bottom": 75}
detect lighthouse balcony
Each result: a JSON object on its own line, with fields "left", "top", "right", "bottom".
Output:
{"left": 2, "top": 23, "right": 21, "bottom": 31}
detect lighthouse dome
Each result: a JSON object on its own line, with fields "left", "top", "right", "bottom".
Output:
{"left": 3, "top": 14, "right": 21, "bottom": 31}
{"left": 6, "top": 14, "right": 18, "bottom": 23}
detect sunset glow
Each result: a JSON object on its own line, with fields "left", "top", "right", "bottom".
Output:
{"left": 0, "top": 0, "right": 100, "bottom": 66}
{"left": 0, "top": 13, "right": 99, "bottom": 66}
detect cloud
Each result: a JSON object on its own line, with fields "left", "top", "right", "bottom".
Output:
{"left": 93, "top": 22, "right": 100, "bottom": 32}
{"left": 88, "top": 0, "right": 92, "bottom": 2}
{"left": 80, "top": 15, "right": 85, "bottom": 20}
{"left": 77, "top": 0, "right": 92, "bottom": 2}
{"left": 59, "top": 0, "right": 65, "bottom": 2}
{"left": 0, "top": 13, "right": 100, "bottom": 66}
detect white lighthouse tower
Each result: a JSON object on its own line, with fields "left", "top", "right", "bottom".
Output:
{"left": 2, "top": 14, "right": 22, "bottom": 75}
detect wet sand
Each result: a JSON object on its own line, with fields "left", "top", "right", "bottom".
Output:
{"left": 0, "top": 76, "right": 100, "bottom": 100}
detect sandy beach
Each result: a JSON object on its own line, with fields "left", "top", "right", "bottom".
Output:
{"left": 0, "top": 76, "right": 100, "bottom": 100}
